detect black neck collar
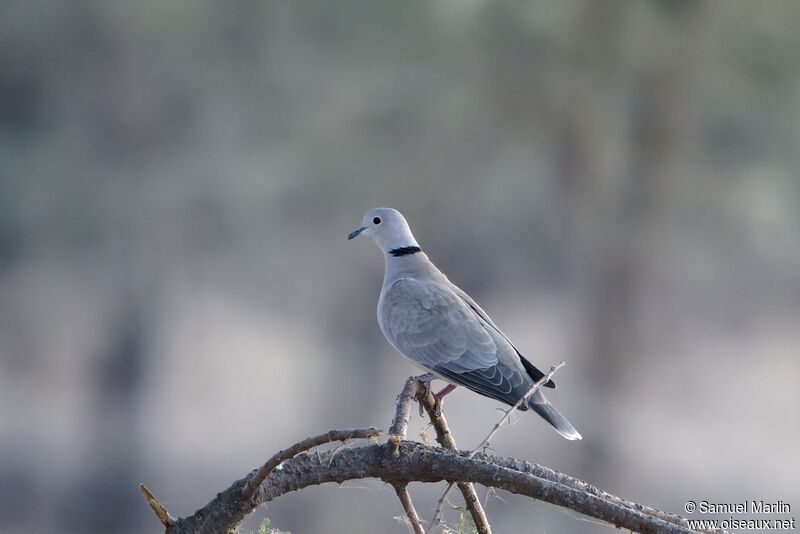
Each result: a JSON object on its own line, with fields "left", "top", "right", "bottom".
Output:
{"left": 388, "top": 246, "right": 421, "bottom": 257}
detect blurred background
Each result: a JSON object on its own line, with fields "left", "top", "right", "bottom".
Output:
{"left": 1, "top": 1, "right": 799, "bottom": 533}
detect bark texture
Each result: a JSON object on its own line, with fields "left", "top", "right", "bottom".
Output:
{"left": 154, "top": 442, "right": 723, "bottom": 534}
{"left": 141, "top": 374, "right": 726, "bottom": 534}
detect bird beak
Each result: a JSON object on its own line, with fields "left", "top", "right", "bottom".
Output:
{"left": 348, "top": 226, "right": 366, "bottom": 240}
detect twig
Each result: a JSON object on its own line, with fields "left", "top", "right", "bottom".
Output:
{"left": 327, "top": 440, "right": 348, "bottom": 468}
{"left": 471, "top": 361, "right": 566, "bottom": 458}
{"left": 426, "top": 362, "right": 566, "bottom": 533}
{"left": 139, "top": 483, "right": 175, "bottom": 528}
{"left": 240, "top": 427, "right": 380, "bottom": 500}
{"left": 415, "top": 380, "right": 492, "bottom": 534}
{"left": 392, "top": 482, "right": 425, "bottom": 534}
{"left": 388, "top": 375, "right": 421, "bottom": 452}
{"left": 415, "top": 382, "right": 455, "bottom": 449}
{"left": 428, "top": 482, "right": 454, "bottom": 532}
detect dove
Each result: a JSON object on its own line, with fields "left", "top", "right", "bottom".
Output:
{"left": 348, "top": 207, "right": 581, "bottom": 440}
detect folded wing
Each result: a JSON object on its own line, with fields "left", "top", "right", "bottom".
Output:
{"left": 381, "top": 277, "right": 533, "bottom": 407}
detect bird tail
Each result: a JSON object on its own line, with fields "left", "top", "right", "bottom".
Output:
{"left": 528, "top": 390, "right": 582, "bottom": 441}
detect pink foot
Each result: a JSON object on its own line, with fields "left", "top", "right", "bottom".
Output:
{"left": 434, "top": 384, "right": 456, "bottom": 401}
{"left": 433, "top": 384, "right": 457, "bottom": 415}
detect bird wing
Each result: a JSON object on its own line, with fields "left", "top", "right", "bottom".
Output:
{"left": 449, "top": 283, "right": 555, "bottom": 389}
{"left": 380, "top": 277, "right": 532, "bottom": 406}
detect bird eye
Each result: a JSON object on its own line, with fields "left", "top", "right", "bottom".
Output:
{"left": 373, "top": 217, "right": 382, "bottom": 225}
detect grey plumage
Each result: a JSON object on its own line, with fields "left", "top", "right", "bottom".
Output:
{"left": 349, "top": 207, "right": 581, "bottom": 440}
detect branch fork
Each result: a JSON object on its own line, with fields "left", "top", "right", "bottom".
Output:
{"left": 140, "top": 362, "right": 727, "bottom": 534}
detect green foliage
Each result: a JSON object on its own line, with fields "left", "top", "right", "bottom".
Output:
{"left": 441, "top": 506, "right": 478, "bottom": 534}
{"left": 258, "top": 517, "right": 290, "bottom": 534}
{"left": 235, "top": 517, "right": 291, "bottom": 534}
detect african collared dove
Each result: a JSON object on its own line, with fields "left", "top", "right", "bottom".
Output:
{"left": 349, "top": 207, "right": 581, "bottom": 440}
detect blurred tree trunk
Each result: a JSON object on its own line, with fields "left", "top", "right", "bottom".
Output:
{"left": 555, "top": 0, "right": 708, "bottom": 478}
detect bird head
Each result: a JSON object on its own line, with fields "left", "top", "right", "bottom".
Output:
{"left": 348, "top": 207, "right": 419, "bottom": 254}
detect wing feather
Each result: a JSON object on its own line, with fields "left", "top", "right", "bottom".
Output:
{"left": 381, "top": 278, "right": 533, "bottom": 406}
{"left": 450, "top": 284, "right": 556, "bottom": 389}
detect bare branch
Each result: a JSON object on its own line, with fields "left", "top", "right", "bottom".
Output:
{"left": 139, "top": 483, "right": 175, "bottom": 529}
{"left": 415, "top": 380, "right": 491, "bottom": 534}
{"left": 241, "top": 427, "right": 380, "bottom": 500}
{"left": 388, "top": 375, "right": 422, "bottom": 452}
{"left": 149, "top": 442, "right": 725, "bottom": 534}
{"left": 142, "top": 367, "right": 728, "bottom": 534}
{"left": 414, "top": 381, "right": 456, "bottom": 450}
{"left": 386, "top": 374, "right": 491, "bottom": 531}
{"left": 428, "top": 481, "right": 454, "bottom": 533}
{"left": 393, "top": 482, "right": 425, "bottom": 534}
{"left": 426, "top": 362, "right": 565, "bottom": 532}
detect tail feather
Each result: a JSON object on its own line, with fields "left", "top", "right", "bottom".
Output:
{"left": 529, "top": 391, "right": 582, "bottom": 441}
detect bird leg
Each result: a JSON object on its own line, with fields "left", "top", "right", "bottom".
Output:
{"left": 432, "top": 384, "right": 456, "bottom": 416}
{"left": 434, "top": 384, "right": 456, "bottom": 401}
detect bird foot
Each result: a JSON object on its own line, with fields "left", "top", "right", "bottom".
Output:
{"left": 432, "top": 384, "right": 456, "bottom": 417}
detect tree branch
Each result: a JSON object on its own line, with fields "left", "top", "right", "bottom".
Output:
{"left": 139, "top": 483, "right": 175, "bottom": 529}
{"left": 392, "top": 482, "right": 425, "bottom": 534}
{"left": 388, "top": 375, "right": 422, "bottom": 452}
{"left": 241, "top": 427, "right": 380, "bottom": 500}
{"left": 414, "top": 379, "right": 491, "bottom": 534}
{"left": 141, "top": 371, "right": 727, "bottom": 534}
{"left": 426, "top": 362, "right": 565, "bottom": 531}
{"left": 144, "top": 441, "right": 725, "bottom": 534}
